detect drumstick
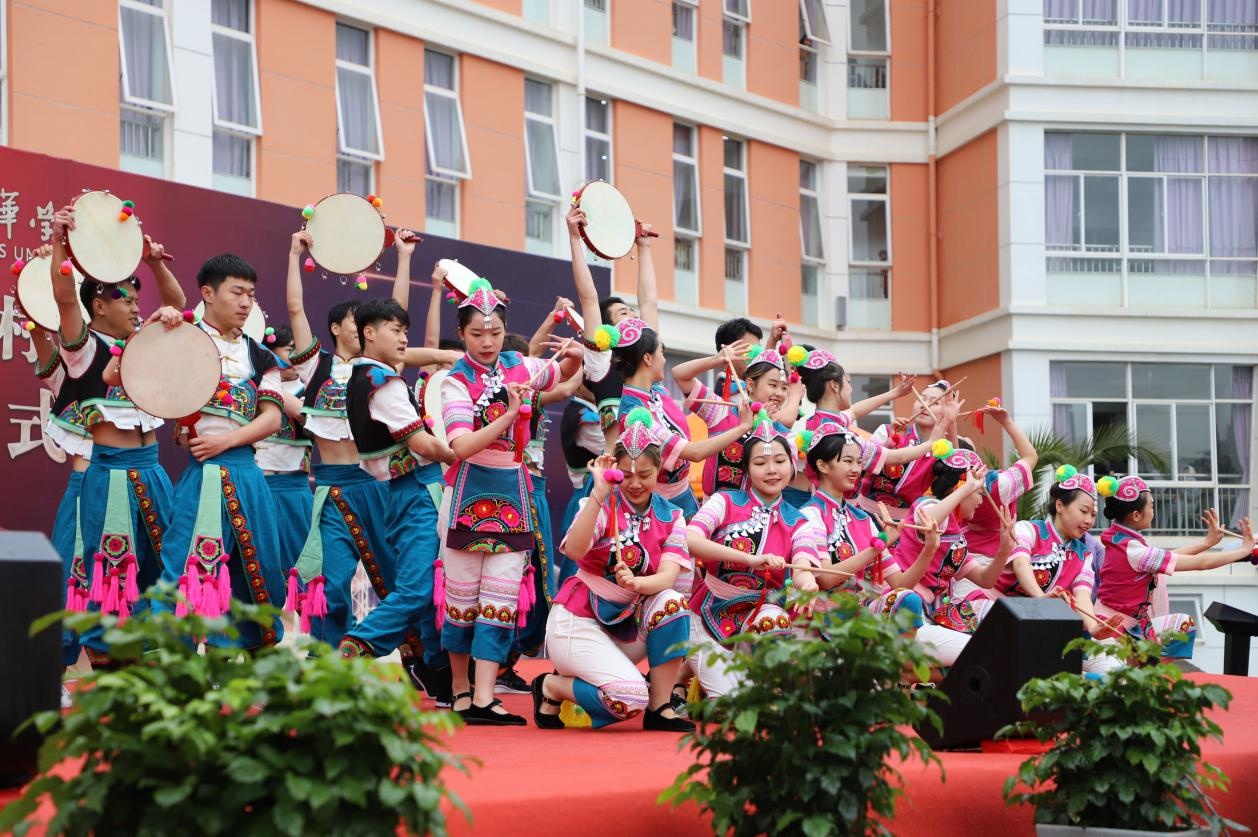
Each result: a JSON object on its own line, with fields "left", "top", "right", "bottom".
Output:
{"left": 979, "top": 484, "right": 1013, "bottom": 532}
{"left": 692, "top": 398, "right": 738, "bottom": 408}
{"left": 1220, "top": 527, "right": 1247, "bottom": 541}
{"left": 527, "top": 337, "right": 575, "bottom": 389}
{"left": 797, "top": 565, "right": 856, "bottom": 579}
{"left": 877, "top": 501, "right": 933, "bottom": 533}
{"left": 721, "top": 348, "right": 750, "bottom": 404}
{"left": 910, "top": 387, "right": 939, "bottom": 423}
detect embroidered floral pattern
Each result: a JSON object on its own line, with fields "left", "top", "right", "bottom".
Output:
{"left": 219, "top": 466, "right": 276, "bottom": 646}
{"left": 127, "top": 469, "right": 163, "bottom": 556}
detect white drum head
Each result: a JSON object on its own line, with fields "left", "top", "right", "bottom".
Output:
{"left": 422, "top": 368, "right": 449, "bottom": 447}
{"left": 120, "top": 323, "right": 222, "bottom": 419}
{"left": 561, "top": 307, "right": 584, "bottom": 335}
{"left": 304, "top": 193, "right": 387, "bottom": 276}
{"left": 437, "top": 258, "right": 479, "bottom": 301}
{"left": 65, "top": 191, "right": 144, "bottom": 284}
{"left": 576, "top": 181, "right": 636, "bottom": 260}
{"left": 193, "top": 301, "right": 265, "bottom": 342}
{"left": 16, "top": 256, "right": 87, "bottom": 331}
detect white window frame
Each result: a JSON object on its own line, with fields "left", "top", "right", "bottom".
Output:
{"left": 723, "top": 137, "right": 750, "bottom": 247}
{"left": 799, "top": 0, "right": 832, "bottom": 46}
{"left": 524, "top": 78, "right": 562, "bottom": 201}
{"left": 673, "top": 123, "right": 702, "bottom": 236}
{"left": 847, "top": 0, "right": 891, "bottom": 54}
{"left": 335, "top": 23, "right": 384, "bottom": 163}
{"left": 118, "top": 0, "right": 177, "bottom": 113}
{"left": 847, "top": 164, "right": 891, "bottom": 266}
{"left": 210, "top": 0, "right": 262, "bottom": 136}
{"left": 583, "top": 95, "right": 613, "bottom": 185}
{"left": 724, "top": 0, "right": 752, "bottom": 24}
{"left": 800, "top": 159, "right": 826, "bottom": 264}
{"left": 425, "top": 167, "right": 460, "bottom": 237}
{"left": 337, "top": 157, "right": 375, "bottom": 196}
{"left": 722, "top": 17, "right": 746, "bottom": 60}
{"left": 724, "top": 247, "right": 748, "bottom": 313}
{"left": 424, "top": 50, "right": 473, "bottom": 180}
{"left": 673, "top": 0, "right": 699, "bottom": 40}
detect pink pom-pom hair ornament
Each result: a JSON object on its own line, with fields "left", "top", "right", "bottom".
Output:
{"left": 1095, "top": 473, "right": 1147, "bottom": 502}
{"left": 603, "top": 468, "right": 624, "bottom": 484}
{"left": 1054, "top": 464, "right": 1098, "bottom": 498}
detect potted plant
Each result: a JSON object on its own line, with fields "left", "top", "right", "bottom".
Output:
{"left": 660, "top": 590, "right": 941, "bottom": 837}
{"left": 0, "top": 588, "right": 467, "bottom": 837}
{"left": 999, "top": 635, "right": 1242, "bottom": 836}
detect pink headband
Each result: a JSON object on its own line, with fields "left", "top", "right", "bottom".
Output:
{"left": 800, "top": 349, "right": 837, "bottom": 371}
{"left": 1054, "top": 464, "right": 1098, "bottom": 498}
{"left": 1097, "top": 474, "right": 1148, "bottom": 502}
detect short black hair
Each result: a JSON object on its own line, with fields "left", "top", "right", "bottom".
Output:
{"left": 355, "top": 297, "right": 409, "bottom": 348}
{"left": 599, "top": 295, "right": 627, "bottom": 324}
{"left": 196, "top": 253, "right": 257, "bottom": 290}
{"left": 327, "top": 301, "right": 360, "bottom": 340}
{"left": 270, "top": 324, "right": 294, "bottom": 348}
{"left": 611, "top": 327, "right": 661, "bottom": 376}
{"left": 80, "top": 276, "right": 141, "bottom": 319}
{"left": 439, "top": 337, "right": 465, "bottom": 352}
{"left": 715, "top": 318, "right": 763, "bottom": 352}
{"left": 502, "top": 333, "right": 530, "bottom": 355}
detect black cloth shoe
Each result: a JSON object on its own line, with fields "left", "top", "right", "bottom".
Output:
{"left": 459, "top": 698, "right": 527, "bottom": 727}
{"left": 496, "top": 666, "right": 530, "bottom": 695}
{"left": 404, "top": 657, "right": 453, "bottom": 708}
{"left": 669, "top": 685, "right": 690, "bottom": 718}
{"left": 643, "top": 704, "right": 695, "bottom": 733}
{"left": 531, "top": 674, "right": 565, "bottom": 729}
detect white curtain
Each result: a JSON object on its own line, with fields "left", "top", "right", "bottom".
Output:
{"left": 337, "top": 68, "right": 378, "bottom": 155}
{"left": 121, "top": 7, "right": 172, "bottom": 105}
{"left": 211, "top": 0, "right": 248, "bottom": 30}
{"left": 1208, "top": 138, "right": 1258, "bottom": 258}
{"left": 212, "top": 34, "right": 256, "bottom": 128}
{"left": 213, "top": 132, "right": 249, "bottom": 177}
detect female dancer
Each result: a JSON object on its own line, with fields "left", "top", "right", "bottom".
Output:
{"left": 534, "top": 410, "right": 694, "bottom": 731}
{"left": 438, "top": 279, "right": 580, "bottom": 725}
{"left": 685, "top": 418, "right": 821, "bottom": 697}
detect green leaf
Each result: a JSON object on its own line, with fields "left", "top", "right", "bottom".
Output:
{"left": 801, "top": 815, "right": 833, "bottom": 837}
{"left": 153, "top": 782, "right": 193, "bottom": 808}
{"left": 733, "top": 709, "right": 758, "bottom": 735}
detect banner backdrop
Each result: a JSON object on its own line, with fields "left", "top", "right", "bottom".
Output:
{"left": 0, "top": 146, "right": 608, "bottom": 534}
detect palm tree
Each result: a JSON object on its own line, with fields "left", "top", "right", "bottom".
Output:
{"left": 980, "top": 423, "right": 1169, "bottom": 520}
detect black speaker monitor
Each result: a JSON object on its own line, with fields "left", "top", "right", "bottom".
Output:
{"left": 0, "top": 532, "right": 62, "bottom": 788}
{"left": 917, "top": 597, "right": 1081, "bottom": 751}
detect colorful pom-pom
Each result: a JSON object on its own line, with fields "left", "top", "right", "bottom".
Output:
{"left": 301, "top": 205, "right": 315, "bottom": 220}
{"left": 445, "top": 292, "right": 456, "bottom": 304}
{"left": 118, "top": 212, "right": 129, "bottom": 222}
{"left": 371, "top": 197, "right": 383, "bottom": 209}
{"left": 122, "top": 200, "right": 135, "bottom": 209}
{"left": 264, "top": 326, "right": 275, "bottom": 336}
{"left": 796, "top": 430, "right": 813, "bottom": 453}
{"left": 744, "top": 344, "right": 764, "bottom": 362}
{"left": 519, "top": 403, "right": 533, "bottom": 418}
{"left": 355, "top": 275, "right": 368, "bottom": 291}
{"left": 418, "top": 370, "right": 429, "bottom": 380}
{"left": 366, "top": 194, "right": 376, "bottom": 204}
{"left": 59, "top": 260, "right": 73, "bottom": 277}
{"left": 789, "top": 372, "right": 801, "bottom": 384}
{"left": 10, "top": 258, "right": 24, "bottom": 275}
{"left": 873, "top": 533, "right": 888, "bottom": 548}
{"left": 121, "top": 206, "right": 134, "bottom": 218}
{"left": 1055, "top": 464, "right": 1078, "bottom": 483}
{"left": 553, "top": 311, "right": 564, "bottom": 324}
{"left": 1096, "top": 475, "right": 1118, "bottom": 498}
{"left": 24, "top": 321, "right": 35, "bottom": 332}
{"left": 303, "top": 257, "right": 315, "bottom": 273}
{"left": 889, "top": 432, "right": 903, "bottom": 446}
{"left": 468, "top": 277, "right": 493, "bottom": 294}
{"left": 182, "top": 309, "right": 195, "bottom": 323}
{"left": 424, "top": 416, "right": 436, "bottom": 428}
{"left": 624, "top": 406, "right": 654, "bottom": 428}
{"left": 593, "top": 324, "right": 619, "bottom": 351}
{"left": 751, "top": 401, "right": 764, "bottom": 413}
{"left": 785, "top": 345, "right": 808, "bottom": 367}
{"left": 987, "top": 397, "right": 1002, "bottom": 408}
{"left": 604, "top": 468, "right": 624, "bottom": 484}
{"left": 109, "top": 343, "right": 123, "bottom": 357}
{"left": 931, "top": 439, "right": 954, "bottom": 459}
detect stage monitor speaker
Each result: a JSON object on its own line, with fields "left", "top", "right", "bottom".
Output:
{"left": 0, "top": 532, "right": 62, "bottom": 788}
{"left": 916, "top": 597, "right": 1081, "bottom": 751}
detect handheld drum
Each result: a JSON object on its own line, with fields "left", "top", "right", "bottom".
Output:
{"left": 63, "top": 190, "right": 146, "bottom": 284}
{"left": 437, "top": 258, "right": 479, "bottom": 303}
{"left": 14, "top": 255, "right": 88, "bottom": 332}
{"left": 420, "top": 368, "right": 449, "bottom": 448}
{"left": 119, "top": 323, "right": 222, "bottom": 420}
{"left": 559, "top": 306, "right": 584, "bottom": 335}
{"left": 192, "top": 301, "right": 266, "bottom": 342}
{"left": 573, "top": 181, "right": 655, "bottom": 260}
{"left": 303, "top": 193, "right": 390, "bottom": 276}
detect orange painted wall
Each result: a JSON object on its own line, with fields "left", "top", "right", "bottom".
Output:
{"left": 696, "top": 126, "right": 726, "bottom": 310}
{"left": 889, "top": 0, "right": 928, "bottom": 121}
{"left": 376, "top": 30, "right": 425, "bottom": 230}
{"left": 471, "top": 0, "right": 521, "bottom": 14}
{"left": 611, "top": 0, "right": 671, "bottom": 65}
{"left": 256, "top": 0, "right": 337, "bottom": 207}
{"left": 935, "top": 0, "right": 997, "bottom": 113}
{"left": 941, "top": 353, "right": 1004, "bottom": 455}
{"left": 7, "top": 0, "right": 120, "bottom": 168}
{"left": 937, "top": 130, "right": 999, "bottom": 328}
{"left": 747, "top": 142, "right": 800, "bottom": 322}
{"left": 695, "top": 0, "right": 725, "bottom": 84}
{"left": 612, "top": 101, "right": 674, "bottom": 301}
{"left": 746, "top": 6, "right": 798, "bottom": 107}
{"left": 459, "top": 55, "right": 524, "bottom": 250}
{"left": 889, "top": 163, "right": 930, "bottom": 332}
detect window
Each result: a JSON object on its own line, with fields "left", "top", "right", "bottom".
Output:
{"left": 800, "top": 40, "right": 820, "bottom": 111}
{"left": 335, "top": 23, "right": 381, "bottom": 195}
{"left": 724, "top": 248, "right": 747, "bottom": 314}
{"left": 523, "top": 0, "right": 550, "bottom": 25}
{"left": 674, "top": 123, "right": 701, "bottom": 306}
{"left": 800, "top": 0, "right": 832, "bottom": 44}
{"left": 848, "top": 0, "right": 889, "bottom": 119}
{"left": 850, "top": 374, "right": 895, "bottom": 434}
{"left": 723, "top": 137, "right": 749, "bottom": 245}
{"left": 848, "top": 165, "right": 891, "bottom": 330}
{"left": 524, "top": 79, "right": 561, "bottom": 254}
{"left": 584, "top": 0, "right": 609, "bottom": 46}
{"left": 800, "top": 160, "right": 825, "bottom": 327}
{"left": 425, "top": 50, "right": 470, "bottom": 237}
{"left": 210, "top": 0, "right": 260, "bottom": 195}
{"left": 119, "top": 0, "right": 175, "bottom": 176}
{"left": 672, "top": 1, "right": 698, "bottom": 73}
{"left": 1045, "top": 132, "right": 1258, "bottom": 309}
{"left": 722, "top": 1, "right": 749, "bottom": 89}
{"left": 1050, "top": 361, "right": 1253, "bottom": 536}
{"left": 584, "top": 96, "right": 611, "bottom": 184}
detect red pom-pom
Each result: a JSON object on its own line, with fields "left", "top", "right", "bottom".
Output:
{"left": 109, "top": 344, "right": 123, "bottom": 357}
{"left": 303, "top": 257, "right": 314, "bottom": 273}
{"left": 890, "top": 432, "right": 903, "bottom": 446}
{"left": 553, "top": 311, "right": 564, "bottom": 323}
{"left": 424, "top": 416, "right": 436, "bottom": 428}
{"left": 10, "top": 259, "right": 24, "bottom": 275}
{"left": 751, "top": 401, "right": 764, "bottom": 413}
{"left": 182, "top": 309, "right": 195, "bottom": 323}
{"left": 366, "top": 194, "right": 376, "bottom": 204}
{"left": 789, "top": 372, "right": 801, "bottom": 384}
{"left": 59, "top": 260, "right": 73, "bottom": 277}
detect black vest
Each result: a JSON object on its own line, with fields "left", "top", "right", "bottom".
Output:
{"left": 301, "top": 350, "right": 336, "bottom": 411}
{"left": 561, "top": 399, "right": 601, "bottom": 470}
{"left": 346, "top": 362, "right": 419, "bottom": 456}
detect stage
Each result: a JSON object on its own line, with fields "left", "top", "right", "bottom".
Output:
{"left": 5, "top": 659, "right": 1257, "bottom": 835}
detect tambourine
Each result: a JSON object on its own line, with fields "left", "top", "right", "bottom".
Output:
{"left": 15, "top": 255, "right": 88, "bottom": 331}
{"left": 303, "top": 193, "right": 417, "bottom": 276}
{"left": 192, "top": 301, "right": 265, "bottom": 342}
{"left": 437, "top": 258, "right": 478, "bottom": 302}
{"left": 420, "top": 368, "right": 449, "bottom": 448}
{"left": 573, "top": 181, "right": 654, "bottom": 260}
{"left": 119, "top": 322, "right": 222, "bottom": 419}
{"left": 559, "top": 306, "right": 584, "bottom": 335}
{"left": 64, "top": 190, "right": 148, "bottom": 284}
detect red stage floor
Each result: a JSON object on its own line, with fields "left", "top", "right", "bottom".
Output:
{"left": 5, "top": 660, "right": 1257, "bottom": 836}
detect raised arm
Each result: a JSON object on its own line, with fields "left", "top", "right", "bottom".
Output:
{"left": 883, "top": 511, "right": 941, "bottom": 591}
{"left": 566, "top": 207, "right": 603, "bottom": 342}
{"left": 987, "top": 404, "right": 1037, "bottom": 472}
{"left": 1175, "top": 517, "right": 1255, "bottom": 571}
{"left": 633, "top": 222, "right": 658, "bottom": 332}
{"left": 392, "top": 229, "right": 419, "bottom": 311}
{"left": 671, "top": 353, "right": 728, "bottom": 398}
{"left": 529, "top": 296, "right": 572, "bottom": 357}
{"left": 919, "top": 477, "right": 982, "bottom": 527}
{"left": 141, "top": 235, "right": 186, "bottom": 309}
{"left": 285, "top": 230, "right": 316, "bottom": 353}
{"left": 561, "top": 455, "right": 614, "bottom": 559}
{"left": 401, "top": 347, "right": 462, "bottom": 368}
{"left": 50, "top": 206, "right": 84, "bottom": 342}
{"left": 425, "top": 262, "right": 445, "bottom": 349}
{"left": 678, "top": 403, "right": 753, "bottom": 462}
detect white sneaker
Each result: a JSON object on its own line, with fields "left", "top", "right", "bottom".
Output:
{"left": 60, "top": 684, "right": 73, "bottom": 710}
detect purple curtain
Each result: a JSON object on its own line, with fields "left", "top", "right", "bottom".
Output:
{"left": 1150, "top": 137, "right": 1205, "bottom": 254}
{"left": 1084, "top": 0, "right": 1118, "bottom": 22}
{"left": 1128, "top": 0, "right": 1161, "bottom": 23}
{"left": 1230, "top": 367, "right": 1252, "bottom": 527}
{"left": 1168, "top": 0, "right": 1202, "bottom": 24}
{"left": 1209, "top": 138, "right": 1258, "bottom": 258}
{"left": 1045, "top": 134, "right": 1076, "bottom": 248}
{"left": 1208, "top": 0, "right": 1258, "bottom": 26}
{"left": 1044, "top": 0, "right": 1076, "bottom": 20}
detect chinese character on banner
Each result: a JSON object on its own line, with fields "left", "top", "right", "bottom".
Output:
{"left": 29, "top": 201, "right": 55, "bottom": 242}
{"left": 1, "top": 294, "right": 36, "bottom": 363}
{"left": 0, "top": 190, "right": 18, "bottom": 240}
{"left": 7, "top": 389, "right": 66, "bottom": 463}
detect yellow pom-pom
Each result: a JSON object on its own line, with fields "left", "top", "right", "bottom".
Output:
{"left": 931, "top": 439, "right": 953, "bottom": 459}
{"left": 786, "top": 345, "right": 808, "bottom": 366}
{"left": 594, "top": 329, "right": 612, "bottom": 351}
{"left": 23, "top": 321, "right": 35, "bottom": 332}
{"left": 1055, "top": 464, "right": 1078, "bottom": 482}
{"left": 1097, "top": 476, "right": 1118, "bottom": 498}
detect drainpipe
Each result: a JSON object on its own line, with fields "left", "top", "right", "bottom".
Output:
{"left": 927, "top": 0, "right": 941, "bottom": 377}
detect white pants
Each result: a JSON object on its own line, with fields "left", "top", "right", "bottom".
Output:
{"left": 915, "top": 623, "right": 970, "bottom": 667}
{"left": 546, "top": 603, "right": 652, "bottom": 719}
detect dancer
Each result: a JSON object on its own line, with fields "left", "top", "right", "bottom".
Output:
{"left": 685, "top": 417, "right": 821, "bottom": 697}
{"left": 1091, "top": 474, "right": 1254, "bottom": 669}
{"left": 50, "top": 207, "right": 184, "bottom": 666}
{"left": 438, "top": 278, "right": 580, "bottom": 725}
{"left": 534, "top": 411, "right": 694, "bottom": 731}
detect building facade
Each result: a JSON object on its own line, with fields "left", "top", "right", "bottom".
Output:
{"left": 1, "top": 0, "right": 1256, "bottom": 670}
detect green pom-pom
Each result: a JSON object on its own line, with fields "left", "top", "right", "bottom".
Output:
{"left": 122, "top": 200, "right": 135, "bottom": 209}
{"left": 468, "top": 278, "right": 493, "bottom": 294}
{"left": 594, "top": 324, "right": 620, "bottom": 351}
{"left": 1055, "top": 464, "right": 1078, "bottom": 482}
{"left": 744, "top": 344, "right": 764, "bottom": 362}
{"left": 624, "top": 407, "right": 654, "bottom": 428}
